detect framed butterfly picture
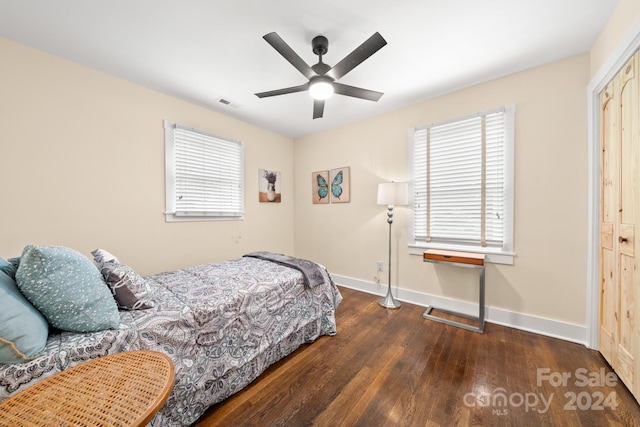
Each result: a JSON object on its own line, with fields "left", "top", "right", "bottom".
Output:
{"left": 312, "top": 170, "right": 330, "bottom": 204}
{"left": 330, "top": 167, "right": 350, "bottom": 203}
{"left": 312, "top": 167, "right": 351, "bottom": 204}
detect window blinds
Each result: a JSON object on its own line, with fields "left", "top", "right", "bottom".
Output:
{"left": 411, "top": 108, "right": 509, "bottom": 247}
{"left": 168, "top": 124, "right": 244, "bottom": 218}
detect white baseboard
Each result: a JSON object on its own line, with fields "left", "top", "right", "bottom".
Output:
{"left": 333, "top": 274, "right": 587, "bottom": 346}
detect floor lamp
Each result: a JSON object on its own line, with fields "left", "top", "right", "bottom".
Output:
{"left": 377, "top": 182, "right": 409, "bottom": 309}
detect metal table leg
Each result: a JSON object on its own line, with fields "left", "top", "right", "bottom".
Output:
{"left": 422, "top": 264, "right": 485, "bottom": 333}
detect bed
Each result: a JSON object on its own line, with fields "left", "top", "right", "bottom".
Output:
{"left": 0, "top": 247, "right": 342, "bottom": 426}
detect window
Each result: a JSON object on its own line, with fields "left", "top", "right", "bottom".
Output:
{"left": 409, "top": 105, "right": 515, "bottom": 264}
{"left": 164, "top": 120, "right": 244, "bottom": 221}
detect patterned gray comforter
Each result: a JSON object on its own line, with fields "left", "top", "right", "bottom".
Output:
{"left": 0, "top": 256, "right": 343, "bottom": 426}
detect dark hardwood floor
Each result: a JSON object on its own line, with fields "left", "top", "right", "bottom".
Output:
{"left": 195, "top": 286, "right": 640, "bottom": 427}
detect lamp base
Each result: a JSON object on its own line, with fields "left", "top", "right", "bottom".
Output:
{"left": 378, "top": 291, "right": 401, "bottom": 309}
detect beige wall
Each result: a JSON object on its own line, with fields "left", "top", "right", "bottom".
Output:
{"left": 590, "top": 0, "right": 640, "bottom": 76}
{"left": 294, "top": 54, "right": 590, "bottom": 326}
{"left": 3, "top": 0, "right": 637, "bottom": 330}
{"left": 0, "top": 37, "right": 295, "bottom": 276}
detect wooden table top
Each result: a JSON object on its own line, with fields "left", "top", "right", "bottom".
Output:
{"left": 423, "top": 249, "right": 486, "bottom": 266}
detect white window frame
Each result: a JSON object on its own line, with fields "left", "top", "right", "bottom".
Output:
{"left": 408, "top": 105, "right": 515, "bottom": 264}
{"left": 164, "top": 120, "right": 244, "bottom": 222}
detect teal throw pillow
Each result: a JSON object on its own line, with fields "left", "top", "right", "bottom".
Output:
{"left": 16, "top": 245, "right": 120, "bottom": 333}
{"left": 0, "top": 269, "right": 49, "bottom": 363}
{"left": 0, "top": 258, "right": 16, "bottom": 279}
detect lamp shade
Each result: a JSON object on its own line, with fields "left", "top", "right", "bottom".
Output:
{"left": 377, "top": 182, "right": 409, "bottom": 206}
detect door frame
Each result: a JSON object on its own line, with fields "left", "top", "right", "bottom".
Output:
{"left": 587, "top": 20, "right": 640, "bottom": 349}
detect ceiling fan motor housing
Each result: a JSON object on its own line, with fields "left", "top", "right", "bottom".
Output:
{"left": 312, "top": 35, "right": 328, "bottom": 56}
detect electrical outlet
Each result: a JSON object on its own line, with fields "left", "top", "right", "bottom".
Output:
{"left": 377, "top": 261, "right": 384, "bottom": 272}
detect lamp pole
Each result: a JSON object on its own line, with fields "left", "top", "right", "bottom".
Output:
{"left": 379, "top": 204, "right": 400, "bottom": 308}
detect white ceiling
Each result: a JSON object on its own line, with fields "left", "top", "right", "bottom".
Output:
{"left": 0, "top": 0, "right": 619, "bottom": 139}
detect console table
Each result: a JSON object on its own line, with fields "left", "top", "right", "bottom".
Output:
{"left": 422, "top": 249, "right": 486, "bottom": 333}
{"left": 0, "top": 350, "right": 175, "bottom": 426}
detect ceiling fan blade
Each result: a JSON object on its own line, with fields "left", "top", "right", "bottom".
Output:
{"left": 326, "top": 32, "right": 387, "bottom": 81}
{"left": 255, "top": 82, "right": 310, "bottom": 98}
{"left": 263, "top": 32, "right": 316, "bottom": 80}
{"left": 333, "top": 82, "right": 383, "bottom": 101}
{"left": 313, "top": 99, "right": 325, "bottom": 119}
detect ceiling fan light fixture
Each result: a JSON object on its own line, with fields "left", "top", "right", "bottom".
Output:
{"left": 309, "top": 77, "right": 334, "bottom": 100}
{"left": 256, "top": 32, "right": 387, "bottom": 118}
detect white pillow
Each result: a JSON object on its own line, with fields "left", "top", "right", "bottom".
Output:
{"left": 91, "top": 248, "right": 120, "bottom": 268}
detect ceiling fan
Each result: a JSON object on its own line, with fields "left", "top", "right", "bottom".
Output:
{"left": 255, "top": 32, "right": 387, "bottom": 119}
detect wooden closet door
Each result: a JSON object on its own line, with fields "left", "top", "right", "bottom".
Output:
{"left": 599, "top": 51, "right": 640, "bottom": 402}
{"left": 600, "top": 77, "right": 618, "bottom": 369}
{"left": 617, "top": 53, "right": 638, "bottom": 394}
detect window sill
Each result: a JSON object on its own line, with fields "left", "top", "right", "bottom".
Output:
{"left": 408, "top": 243, "right": 514, "bottom": 265}
{"left": 165, "top": 213, "right": 244, "bottom": 222}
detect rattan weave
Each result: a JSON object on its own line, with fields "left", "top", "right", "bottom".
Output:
{"left": 0, "top": 350, "right": 175, "bottom": 426}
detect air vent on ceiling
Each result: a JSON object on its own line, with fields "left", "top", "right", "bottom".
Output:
{"left": 216, "top": 97, "right": 240, "bottom": 109}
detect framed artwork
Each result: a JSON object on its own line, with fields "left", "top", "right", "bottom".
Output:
{"left": 330, "top": 167, "right": 350, "bottom": 203}
{"left": 312, "top": 167, "right": 351, "bottom": 204}
{"left": 259, "top": 169, "right": 281, "bottom": 203}
{"left": 312, "top": 170, "right": 330, "bottom": 204}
